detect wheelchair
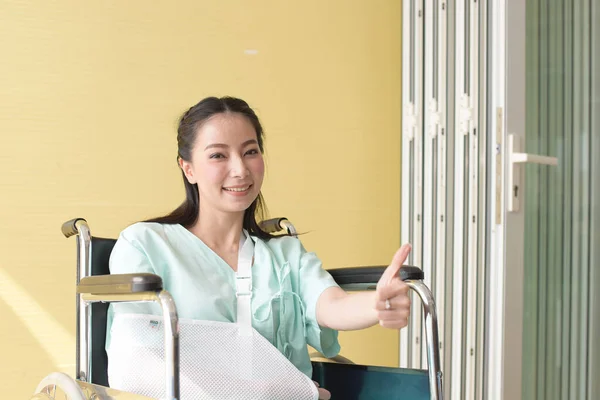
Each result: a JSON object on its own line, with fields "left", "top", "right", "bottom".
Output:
{"left": 31, "top": 218, "right": 443, "bottom": 400}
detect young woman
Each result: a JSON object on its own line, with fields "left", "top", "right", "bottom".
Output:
{"left": 106, "top": 96, "right": 412, "bottom": 399}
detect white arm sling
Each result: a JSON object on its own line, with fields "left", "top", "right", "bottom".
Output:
{"left": 107, "top": 230, "right": 318, "bottom": 400}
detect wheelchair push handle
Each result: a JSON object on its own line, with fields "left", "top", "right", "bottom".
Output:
{"left": 260, "top": 217, "right": 297, "bottom": 236}
{"left": 61, "top": 218, "right": 88, "bottom": 238}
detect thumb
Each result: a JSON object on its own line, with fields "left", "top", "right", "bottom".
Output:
{"left": 377, "top": 244, "right": 412, "bottom": 288}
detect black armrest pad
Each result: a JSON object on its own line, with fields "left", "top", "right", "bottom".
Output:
{"left": 330, "top": 265, "right": 423, "bottom": 286}
{"left": 329, "top": 266, "right": 387, "bottom": 286}
{"left": 77, "top": 273, "right": 163, "bottom": 295}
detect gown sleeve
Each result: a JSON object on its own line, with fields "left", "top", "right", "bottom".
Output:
{"left": 105, "top": 227, "right": 162, "bottom": 349}
{"left": 297, "top": 243, "right": 341, "bottom": 358}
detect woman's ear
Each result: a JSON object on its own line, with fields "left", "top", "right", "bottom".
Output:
{"left": 178, "top": 157, "right": 197, "bottom": 184}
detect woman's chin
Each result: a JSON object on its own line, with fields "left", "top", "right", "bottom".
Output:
{"left": 220, "top": 197, "right": 257, "bottom": 213}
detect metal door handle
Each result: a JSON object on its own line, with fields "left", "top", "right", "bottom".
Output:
{"left": 511, "top": 153, "right": 558, "bottom": 165}
{"left": 507, "top": 134, "right": 558, "bottom": 212}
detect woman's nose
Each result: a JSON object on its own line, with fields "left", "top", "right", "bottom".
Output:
{"left": 230, "top": 155, "right": 249, "bottom": 178}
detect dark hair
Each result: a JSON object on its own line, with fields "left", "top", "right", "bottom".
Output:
{"left": 145, "top": 96, "right": 277, "bottom": 240}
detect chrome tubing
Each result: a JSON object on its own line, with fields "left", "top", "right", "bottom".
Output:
{"left": 79, "top": 290, "right": 181, "bottom": 400}
{"left": 278, "top": 218, "right": 297, "bottom": 236}
{"left": 406, "top": 280, "right": 444, "bottom": 400}
{"left": 159, "top": 290, "right": 180, "bottom": 400}
{"left": 66, "top": 219, "right": 92, "bottom": 383}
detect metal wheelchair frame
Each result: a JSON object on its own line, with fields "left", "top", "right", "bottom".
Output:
{"left": 32, "top": 217, "right": 443, "bottom": 400}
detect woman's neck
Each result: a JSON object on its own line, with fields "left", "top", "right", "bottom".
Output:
{"left": 189, "top": 208, "right": 245, "bottom": 252}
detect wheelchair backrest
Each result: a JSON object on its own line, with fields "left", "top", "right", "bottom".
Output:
{"left": 89, "top": 237, "right": 117, "bottom": 386}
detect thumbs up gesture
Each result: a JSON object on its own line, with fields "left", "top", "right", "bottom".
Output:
{"left": 375, "top": 244, "right": 412, "bottom": 329}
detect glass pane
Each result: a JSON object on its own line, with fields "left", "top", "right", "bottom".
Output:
{"left": 523, "top": 0, "right": 596, "bottom": 399}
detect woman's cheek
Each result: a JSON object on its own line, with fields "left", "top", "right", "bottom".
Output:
{"left": 203, "top": 164, "right": 227, "bottom": 185}
{"left": 253, "top": 157, "right": 265, "bottom": 176}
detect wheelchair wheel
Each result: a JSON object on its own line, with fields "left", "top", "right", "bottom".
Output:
{"left": 32, "top": 372, "right": 87, "bottom": 400}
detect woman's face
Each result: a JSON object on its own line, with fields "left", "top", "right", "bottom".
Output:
{"left": 180, "top": 112, "right": 265, "bottom": 215}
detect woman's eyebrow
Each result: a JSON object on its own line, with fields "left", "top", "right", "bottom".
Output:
{"left": 241, "top": 139, "right": 258, "bottom": 147}
{"left": 205, "top": 139, "right": 258, "bottom": 151}
{"left": 204, "top": 143, "right": 228, "bottom": 150}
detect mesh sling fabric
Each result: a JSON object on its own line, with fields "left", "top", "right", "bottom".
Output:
{"left": 107, "top": 231, "right": 318, "bottom": 399}
{"left": 107, "top": 315, "right": 318, "bottom": 399}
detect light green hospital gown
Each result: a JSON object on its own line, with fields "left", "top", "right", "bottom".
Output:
{"left": 105, "top": 222, "right": 341, "bottom": 378}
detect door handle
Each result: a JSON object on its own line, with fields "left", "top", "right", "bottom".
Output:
{"left": 507, "top": 134, "right": 558, "bottom": 212}
{"left": 511, "top": 153, "right": 558, "bottom": 165}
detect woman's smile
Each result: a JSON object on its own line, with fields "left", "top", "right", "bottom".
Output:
{"left": 222, "top": 184, "right": 253, "bottom": 196}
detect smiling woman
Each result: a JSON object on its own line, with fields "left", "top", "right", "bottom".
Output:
{"left": 104, "top": 96, "right": 411, "bottom": 399}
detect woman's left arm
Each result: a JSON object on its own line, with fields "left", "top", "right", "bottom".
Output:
{"left": 315, "top": 244, "right": 412, "bottom": 331}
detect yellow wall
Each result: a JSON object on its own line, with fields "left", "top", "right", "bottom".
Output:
{"left": 0, "top": 1, "right": 401, "bottom": 397}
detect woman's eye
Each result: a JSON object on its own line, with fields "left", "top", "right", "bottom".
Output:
{"left": 209, "top": 153, "right": 225, "bottom": 159}
{"left": 245, "top": 149, "right": 259, "bottom": 156}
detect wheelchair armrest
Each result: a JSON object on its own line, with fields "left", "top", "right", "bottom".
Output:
{"left": 77, "top": 273, "right": 163, "bottom": 295}
{"left": 330, "top": 265, "right": 423, "bottom": 291}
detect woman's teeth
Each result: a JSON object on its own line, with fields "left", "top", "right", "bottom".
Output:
{"left": 223, "top": 186, "right": 250, "bottom": 192}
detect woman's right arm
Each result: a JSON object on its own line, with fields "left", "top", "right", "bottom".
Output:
{"left": 108, "top": 231, "right": 163, "bottom": 315}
